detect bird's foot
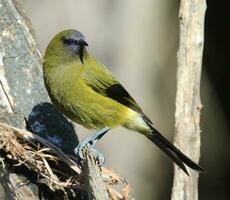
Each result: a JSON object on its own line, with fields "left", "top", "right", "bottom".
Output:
{"left": 74, "top": 127, "right": 110, "bottom": 165}
{"left": 75, "top": 146, "right": 105, "bottom": 165}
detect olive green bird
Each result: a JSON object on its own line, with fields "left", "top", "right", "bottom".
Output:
{"left": 43, "top": 29, "right": 204, "bottom": 175}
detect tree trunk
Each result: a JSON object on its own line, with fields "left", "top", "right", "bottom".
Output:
{"left": 0, "top": 0, "right": 47, "bottom": 198}
{"left": 0, "top": 0, "right": 117, "bottom": 199}
{"left": 171, "top": 0, "right": 206, "bottom": 200}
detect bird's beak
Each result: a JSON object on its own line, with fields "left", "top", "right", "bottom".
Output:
{"left": 77, "top": 39, "right": 88, "bottom": 47}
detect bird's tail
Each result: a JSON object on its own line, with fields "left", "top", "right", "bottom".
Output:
{"left": 144, "top": 120, "right": 204, "bottom": 175}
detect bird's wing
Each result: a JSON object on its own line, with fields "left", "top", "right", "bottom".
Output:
{"left": 82, "top": 61, "right": 151, "bottom": 121}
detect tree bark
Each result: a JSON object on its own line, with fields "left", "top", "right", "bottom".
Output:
{"left": 82, "top": 151, "right": 110, "bottom": 200}
{"left": 171, "top": 0, "right": 206, "bottom": 200}
{"left": 0, "top": 0, "right": 46, "bottom": 198}
{"left": 0, "top": 0, "right": 113, "bottom": 199}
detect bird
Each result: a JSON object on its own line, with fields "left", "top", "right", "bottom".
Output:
{"left": 42, "top": 29, "right": 204, "bottom": 175}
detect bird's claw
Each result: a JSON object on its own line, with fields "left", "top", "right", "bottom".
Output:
{"left": 74, "top": 138, "right": 94, "bottom": 159}
{"left": 74, "top": 127, "right": 110, "bottom": 166}
{"left": 74, "top": 140, "right": 105, "bottom": 166}
{"left": 88, "top": 148, "right": 105, "bottom": 166}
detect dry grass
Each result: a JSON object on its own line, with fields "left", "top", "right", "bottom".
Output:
{"left": 0, "top": 122, "right": 133, "bottom": 199}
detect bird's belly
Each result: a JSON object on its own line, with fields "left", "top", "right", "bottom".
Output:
{"left": 48, "top": 82, "right": 128, "bottom": 130}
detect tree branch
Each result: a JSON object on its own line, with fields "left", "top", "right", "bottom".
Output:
{"left": 82, "top": 151, "right": 110, "bottom": 200}
{"left": 171, "top": 0, "right": 206, "bottom": 200}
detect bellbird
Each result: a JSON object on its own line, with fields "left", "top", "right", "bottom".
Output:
{"left": 43, "top": 29, "right": 204, "bottom": 175}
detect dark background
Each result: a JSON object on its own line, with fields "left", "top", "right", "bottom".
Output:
{"left": 201, "top": 0, "right": 230, "bottom": 199}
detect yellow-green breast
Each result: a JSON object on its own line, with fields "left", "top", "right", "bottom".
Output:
{"left": 43, "top": 55, "right": 134, "bottom": 130}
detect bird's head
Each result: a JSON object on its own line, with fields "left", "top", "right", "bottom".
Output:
{"left": 44, "top": 29, "right": 88, "bottom": 64}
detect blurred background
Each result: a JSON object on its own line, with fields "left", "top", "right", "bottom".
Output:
{"left": 18, "top": 0, "right": 230, "bottom": 199}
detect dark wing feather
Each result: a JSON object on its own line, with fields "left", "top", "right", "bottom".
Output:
{"left": 82, "top": 60, "right": 152, "bottom": 123}
{"left": 91, "top": 79, "right": 152, "bottom": 124}
{"left": 87, "top": 77, "right": 143, "bottom": 114}
{"left": 105, "top": 83, "right": 153, "bottom": 124}
{"left": 105, "top": 83, "right": 142, "bottom": 113}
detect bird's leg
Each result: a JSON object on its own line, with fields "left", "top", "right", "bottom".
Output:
{"left": 74, "top": 127, "right": 110, "bottom": 165}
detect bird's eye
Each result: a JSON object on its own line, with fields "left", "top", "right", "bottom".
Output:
{"left": 62, "top": 37, "right": 77, "bottom": 46}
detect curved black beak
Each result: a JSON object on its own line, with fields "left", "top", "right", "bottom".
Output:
{"left": 77, "top": 39, "right": 88, "bottom": 47}
{"left": 78, "top": 39, "right": 88, "bottom": 64}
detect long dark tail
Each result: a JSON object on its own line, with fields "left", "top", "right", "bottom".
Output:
{"left": 144, "top": 121, "right": 204, "bottom": 175}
